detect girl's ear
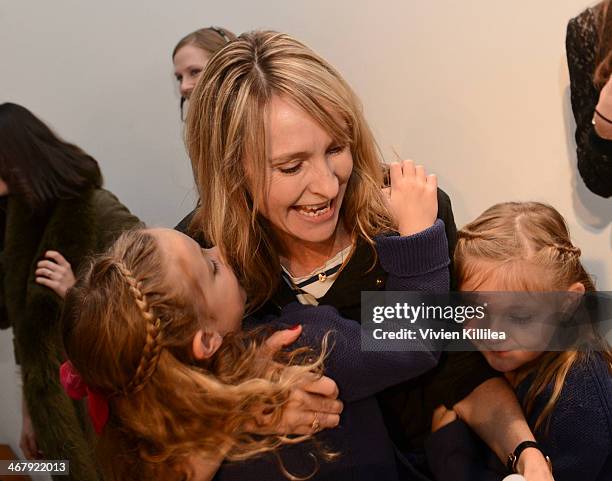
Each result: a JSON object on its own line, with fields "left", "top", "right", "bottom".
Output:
{"left": 560, "top": 282, "right": 586, "bottom": 318}
{"left": 192, "top": 330, "right": 223, "bottom": 360}
{"left": 567, "top": 282, "right": 585, "bottom": 294}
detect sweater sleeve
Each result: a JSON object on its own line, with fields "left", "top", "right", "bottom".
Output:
{"left": 425, "top": 419, "right": 504, "bottom": 481}
{"left": 275, "top": 303, "right": 440, "bottom": 403}
{"left": 566, "top": 12, "right": 612, "bottom": 198}
{"left": 375, "top": 219, "right": 450, "bottom": 292}
{"left": 92, "top": 189, "right": 144, "bottom": 250}
{"left": 271, "top": 224, "right": 450, "bottom": 402}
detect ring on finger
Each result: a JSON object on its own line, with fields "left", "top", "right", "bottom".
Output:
{"left": 311, "top": 412, "right": 320, "bottom": 433}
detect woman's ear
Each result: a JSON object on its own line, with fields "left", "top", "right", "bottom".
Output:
{"left": 192, "top": 330, "right": 223, "bottom": 360}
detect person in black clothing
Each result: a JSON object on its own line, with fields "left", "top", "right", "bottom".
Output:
{"left": 179, "top": 30, "right": 555, "bottom": 480}
{"left": 567, "top": 1, "right": 612, "bottom": 198}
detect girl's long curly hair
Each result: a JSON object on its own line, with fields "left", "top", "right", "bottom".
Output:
{"left": 62, "top": 229, "right": 326, "bottom": 481}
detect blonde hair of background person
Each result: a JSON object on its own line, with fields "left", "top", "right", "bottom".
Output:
{"left": 186, "top": 30, "right": 394, "bottom": 311}
{"left": 172, "top": 26, "right": 237, "bottom": 117}
{"left": 61, "top": 229, "right": 337, "bottom": 481}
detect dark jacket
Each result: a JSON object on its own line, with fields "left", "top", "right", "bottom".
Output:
{"left": 0, "top": 188, "right": 142, "bottom": 481}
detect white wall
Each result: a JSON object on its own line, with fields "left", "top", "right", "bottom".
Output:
{"left": 1, "top": 0, "right": 610, "bottom": 462}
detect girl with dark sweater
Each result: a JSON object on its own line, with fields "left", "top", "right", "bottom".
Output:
{"left": 425, "top": 202, "right": 612, "bottom": 481}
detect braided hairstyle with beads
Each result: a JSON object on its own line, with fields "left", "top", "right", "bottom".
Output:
{"left": 455, "top": 201, "right": 611, "bottom": 432}
{"left": 61, "top": 229, "right": 325, "bottom": 481}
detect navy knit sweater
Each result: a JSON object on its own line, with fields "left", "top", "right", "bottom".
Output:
{"left": 213, "top": 220, "right": 450, "bottom": 481}
{"left": 425, "top": 352, "right": 612, "bottom": 481}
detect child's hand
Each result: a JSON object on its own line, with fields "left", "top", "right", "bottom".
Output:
{"left": 384, "top": 159, "right": 438, "bottom": 236}
{"left": 431, "top": 404, "right": 457, "bottom": 432}
{"left": 35, "top": 251, "right": 76, "bottom": 298}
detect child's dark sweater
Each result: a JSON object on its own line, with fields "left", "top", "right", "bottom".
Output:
{"left": 213, "top": 220, "right": 449, "bottom": 481}
{"left": 425, "top": 353, "right": 612, "bottom": 481}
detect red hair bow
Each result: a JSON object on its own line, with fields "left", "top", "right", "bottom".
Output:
{"left": 59, "top": 361, "right": 109, "bottom": 434}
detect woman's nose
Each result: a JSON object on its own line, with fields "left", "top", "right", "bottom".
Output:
{"left": 180, "top": 80, "right": 194, "bottom": 98}
{"left": 308, "top": 160, "right": 340, "bottom": 199}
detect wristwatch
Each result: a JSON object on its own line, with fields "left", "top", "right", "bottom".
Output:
{"left": 507, "top": 441, "right": 552, "bottom": 474}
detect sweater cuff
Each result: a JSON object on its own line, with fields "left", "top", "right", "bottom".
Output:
{"left": 375, "top": 219, "right": 449, "bottom": 277}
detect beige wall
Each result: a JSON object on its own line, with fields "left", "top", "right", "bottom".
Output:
{"left": 0, "top": 0, "right": 609, "bottom": 461}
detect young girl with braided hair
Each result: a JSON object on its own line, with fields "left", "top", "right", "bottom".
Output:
{"left": 425, "top": 202, "right": 612, "bottom": 481}
{"left": 61, "top": 161, "right": 449, "bottom": 481}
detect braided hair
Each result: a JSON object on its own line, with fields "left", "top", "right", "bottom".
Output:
{"left": 455, "top": 201, "right": 611, "bottom": 433}
{"left": 61, "top": 229, "right": 326, "bottom": 481}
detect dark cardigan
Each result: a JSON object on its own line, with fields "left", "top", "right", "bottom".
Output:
{"left": 567, "top": 6, "right": 612, "bottom": 198}
{"left": 0, "top": 189, "right": 142, "bottom": 481}
{"left": 214, "top": 220, "right": 449, "bottom": 481}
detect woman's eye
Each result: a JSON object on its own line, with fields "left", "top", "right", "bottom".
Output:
{"left": 190, "top": 69, "right": 202, "bottom": 77}
{"left": 175, "top": 75, "right": 182, "bottom": 83}
{"left": 279, "top": 162, "right": 302, "bottom": 175}
{"left": 327, "top": 145, "right": 346, "bottom": 156}
{"left": 211, "top": 259, "right": 219, "bottom": 275}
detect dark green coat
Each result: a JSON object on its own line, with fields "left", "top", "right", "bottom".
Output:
{"left": 0, "top": 188, "right": 142, "bottom": 481}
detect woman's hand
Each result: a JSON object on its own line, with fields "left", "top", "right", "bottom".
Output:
{"left": 431, "top": 404, "right": 457, "bottom": 432}
{"left": 248, "top": 372, "right": 342, "bottom": 435}
{"left": 246, "top": 326, "right": 343, "bottom": 435}
{"left": 20, "top": 398, "right": 41, "bottom": 459}
{"left": 594, "top": 76, "right": 612, "bottom": 139}
{"left": 384, "top": 159, "right": 438, "bottom": 236}
{"left": 35, "top": 250, "right": 76, "bottom": 298}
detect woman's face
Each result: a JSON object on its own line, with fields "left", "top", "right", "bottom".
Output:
{"left": 173, "top": 44, "right": 210, "bottom": 99}
{"left": 257, "top": 95, "right": 354, "bottom": 251}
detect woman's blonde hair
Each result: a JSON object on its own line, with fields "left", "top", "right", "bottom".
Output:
{"left": 62, "top": 229, "right": 326, "bottom": 481}
{"left": 186, "top": 30, "right": 393, "bottom": 311}
{"left": 455, "top": 201, "right": 611, "bottom": 432}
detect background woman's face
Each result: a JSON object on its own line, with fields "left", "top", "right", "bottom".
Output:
{"left": 258, "top": 95, "right": 353, "bottom": 249}
{"left": 173, "top": 44, "right": 210, "bottom": 99}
